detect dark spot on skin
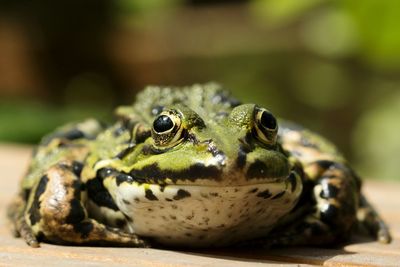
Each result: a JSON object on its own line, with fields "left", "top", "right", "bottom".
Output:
{"left": 171, "top": 205, "right": 177, "bottom": 210}
{"left": 116, "top": 173, "right": 134, "bottom": 186}
{"left": 170, "top": 215, "right": 177, "bottom": 220}
{"left": 246, "top": 157, "right": 289, "bottom": 179}
{"left": 186, "top": 214, "right": 194, "bottom": 220}
{"left": 65, "top": 179, "right": 87, "bottom": 224}
{"left": 115, "top": 219, "right": 126, "bottom": 228}
{"left": 130, "top": 163, "right": 222, "bottom": 183}
{"left": 29, "top": 175, "right": 49, "bottom": 225}
{"left": 161, "top": 215, "right": 167, "bottom": 221}
{"left": 115, "top": 144, "right": 136, "bottom": 160}
{"left": 22, "top": 188, "right": 31, "bottom": 201}
{"left": 36, "top": 231, "right": 45, "bottom": 241}
{"left": 65, "top": 199, "right": 86, "bottom": 224}
{"left": 236, "top": 134, "right": 254, "bottom": 169}
{"left": 320, "top": 204, "right": 339, "bottom": 224}
{"left": 145, "top": 189, "right": 158, "bottom": 201}
{"left": 173, "top": 189, "right": 191, "bottom": 200}
{"left": 185, "top": 233, "right": 192, "bottom": 237}
{"left": 86, "top": 177, "right": 119, "bottom": 211}
{"left": 122, "top": 199, "right": 131, "bottom": 205}
{"left": 248, "top": 188, "right": 258, "bottom": 194}
{"left": 159, "top": 184, "right": 166, "bottom": 192}
{"left": 209, "top": 192, "right": 219, "bottom": 197}
{"left": 97, "top": 168, "right": 114, "bottom": 179}
{"left": 135, "top": 127, "right": 151, "bottom": 144}
{"left": 165, "top": 198, "right": 173, "bottom": 202}
{"left": 72, "top": 161, "right": 83, "bottom": 177}
{"left": 288, "top": 172, "right": 297, "bottom": 193}
{"left": 320, "top": 182, "right": 340, "bottom": 199}
{"left": 147, "top": 208, "right": 153, "bottom": 212}
{"left": 42, "top": 127, "right": 95, "bottom": 146}
{"left": 246, "top": 160, "right": 277, "bottom": 179}
{"left": 315, "top": 160, "right": 335, "bottom": 170}
{"left": 256, "top": 189, "right": 272, "bottom": 199}
{"left": 200, "top": 193, "right": 209, "bottom": 199}
{"left": 272, "top": 191, "right": 286, "bottom": 199}
{"left": 73, "top": 221, "right": 94, "bottom": 239}
{"left": 134, "top": 197, "right": 140, "bottom": 203}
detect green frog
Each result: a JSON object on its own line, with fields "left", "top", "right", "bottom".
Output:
{"left": 8, "top": 83, "right": 391, "bottom": 248}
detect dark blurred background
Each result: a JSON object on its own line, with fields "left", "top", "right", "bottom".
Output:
{"left": 0, "top": 0, "right": 399, "bottom": 180}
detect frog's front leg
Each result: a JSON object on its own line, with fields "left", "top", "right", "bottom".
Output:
{"left": 253, "top": 160, "right": 362, "bottom": 247}
{"left": 20, "top": 161, "right": 149, "bottom": 247}
{"left": 357, "top": 195, "right": 391, "bottom": 243}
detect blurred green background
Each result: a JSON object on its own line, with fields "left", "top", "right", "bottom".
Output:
{"left": 0, "top": 0, "right": 399, "bottom": 180}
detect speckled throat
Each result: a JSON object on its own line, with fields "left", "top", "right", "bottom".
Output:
{"left": 106, "top": 172, "right": 302, "bottom": 247}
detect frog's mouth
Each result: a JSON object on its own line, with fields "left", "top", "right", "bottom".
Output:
{"left": 107, "top": 173, "right": 302, "bottom": 247}
{"left": 115, "top": 154, "right": 290, "bottom": 186}
{"left": 116, "top": 166, "right": 289, "bottom": 187}
{"left": 104, "top": 171, "right": 301, "bottom": 204}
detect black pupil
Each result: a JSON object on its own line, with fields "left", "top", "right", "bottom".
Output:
{"left": 261, "top": 111, "right": 277, "bottom": 129}
{"left": 153, "top": 115, "right": 174, "bottom": 133}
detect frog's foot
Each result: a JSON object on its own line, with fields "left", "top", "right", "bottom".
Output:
{"left": 246, "top": 160, "right": 362, "bottom": 248}
{"left": 7, "top": 195, "right": 40, "bottom": 247}
{"left": 357, "top": 195, "right": 391, "bottom": 244}
{"left": 236, "top": 215, "right": 338, "bottom": 248}
{"left": 24, "top": 161, "right": 149, "bottom": 247}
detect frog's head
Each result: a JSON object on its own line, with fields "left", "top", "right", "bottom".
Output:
{"left": 98, "top": 86, "right": 301, "bottom": 246}
{"left": 122, "top": 103, "right": 291, "bottom": 187}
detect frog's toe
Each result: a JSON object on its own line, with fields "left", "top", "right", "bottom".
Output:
{"left": 18, "top": 219, "right": 40, "bottom": 248}
{"left": 106, "top": 227, "right": 151, "bottom": 247}
{"left": 378, "top": 228, "right": 392, "bottom": 244}
{"left": 357, "top": 195, "right": 392, "bottom": 244}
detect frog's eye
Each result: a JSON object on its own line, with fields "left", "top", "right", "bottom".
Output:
{"left": 254, "top": 107, "right": 278, "bottom": 145}
{"left": 151, "top": 110, "right": 184, "bottom": 147}
{"left": 153, "top": 115, "right": 174, "bottom": 133}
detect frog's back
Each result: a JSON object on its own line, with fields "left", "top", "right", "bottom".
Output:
{"left": 278, "top": 121, "right": 346, "bottom": 167}
{"left": 129, "top": 83, "right": 241, "bottom": 124}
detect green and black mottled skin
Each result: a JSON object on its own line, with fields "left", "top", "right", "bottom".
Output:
{"left": 7, "top": 83, "right": 391, "bottom": 248}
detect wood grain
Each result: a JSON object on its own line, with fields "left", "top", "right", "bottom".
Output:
{"left": 0, "top": 144, "right": 399, "bottom": 267}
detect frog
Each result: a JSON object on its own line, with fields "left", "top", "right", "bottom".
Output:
{"left": 7, "top": 83, "right": 391, "bottom": 248}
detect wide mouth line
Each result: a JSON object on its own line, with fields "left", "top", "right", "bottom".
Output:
{"left": 127, "top": 179, "right": 286, "bottom": 188}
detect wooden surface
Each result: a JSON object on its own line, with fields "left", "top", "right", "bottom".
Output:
{"left": 0, "top": 143, "right": 399, "bottom": 267}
